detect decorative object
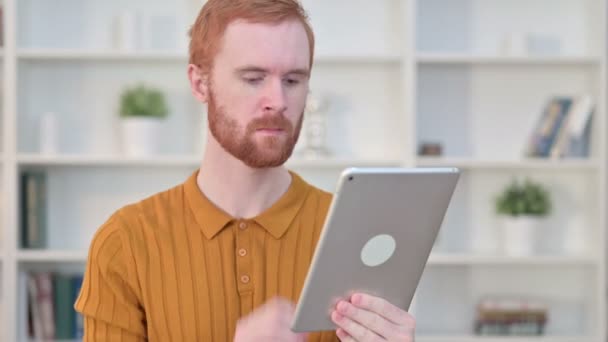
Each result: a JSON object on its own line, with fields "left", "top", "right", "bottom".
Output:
{"left": 526, "top": 33, "right": 562, "bottom": 56}
{"left": 299, "top": 91, "right": 331, "bottom": 158}
{"left": 475, "top": 296, "right": 547, "bottom": 336}
{"left": 495, "top": 178, "right": 552, "bottom": 256}
{"left": 119, "top": 84, "right": 169, "bottom": 157}
{"left": 39, "top": 112, "right": 58, "bottom": 154}
{"left": 418, "top": 142, "right": 443, "bottom": 156}
{"left": 113, "top": 11, "right": 141, "bottom": 51}
{"left": 501, "top": 32, "right": 527, "bottom": 57}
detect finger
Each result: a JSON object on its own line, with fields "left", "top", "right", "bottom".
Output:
{"left": 336, "top": 328, "right": 356, "bottom": 342}
{"left": 336, "top": 300, "right": 394, "bottom": 339}
{"left": 296, "top": 332, "right": 309, "bottom": 342}
{"left": 350, "top": 293, "right": 411, "bottom": 326}
{"left": 332, "top": 310, "right": 383, "bottom": 342}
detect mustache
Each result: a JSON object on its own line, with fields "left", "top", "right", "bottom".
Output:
{"left": 247, "top": 114, "right": 293, "bottom": 132}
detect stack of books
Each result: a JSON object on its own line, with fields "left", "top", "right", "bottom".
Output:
{"left": 474, "top": 296, "right": 548, "bottom": 336}
{"left": 26, "top": 272, "right": 84, "bottom": 340}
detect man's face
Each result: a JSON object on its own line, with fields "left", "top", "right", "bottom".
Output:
{"left": 206, "top": 19, "right": 311, "bottom": 168}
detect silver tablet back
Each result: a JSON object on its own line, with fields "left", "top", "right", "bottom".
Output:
{"left": 292, "top": 167, "right": 460, "bottom": 332}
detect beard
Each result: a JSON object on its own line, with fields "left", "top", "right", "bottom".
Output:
{"left": 207, "top": 88, "right": 303, "bottom": 168}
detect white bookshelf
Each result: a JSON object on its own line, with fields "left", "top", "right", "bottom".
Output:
{"left": 416, "top": 157, "right": 600, "bottom": 170}
{"left": 427, "top": 253, "right": 597, "bottom": 267}
{"left": 16, "top": 48, "right": 402, "bottom": 65}
{"left": 16, "top": 250, "right": 88, "bottom": 263}
{"left": 9, "top": 249, "right": 600, "bottom": 267}
{"left": 1, "top": 0, "right": 606, "bottom": 341}
{"left": 417, "top": 337, "right": 594, "bottom": 342}
{"left": 417, "top": 54, "right": 602, "bottom": 65}
{"left": 17, "top": 48, "right": 188, "bottom": 61}
{"left": 16, "top": 153, "right": 402, "bottom": 169}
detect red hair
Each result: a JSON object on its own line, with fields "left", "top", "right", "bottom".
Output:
{"left": 188, "top": 0, "right": 315, "bottom": 74}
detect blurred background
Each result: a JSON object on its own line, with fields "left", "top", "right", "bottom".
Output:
{"left": 0, "top": 0, "right": 606, "bottom": 341}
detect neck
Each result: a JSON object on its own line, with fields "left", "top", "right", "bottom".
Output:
{"left": 197, "top": 133, "right": 292, "bottom": 219}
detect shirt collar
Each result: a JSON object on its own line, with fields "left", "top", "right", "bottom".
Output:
{"left": 184, "top": 170, "right": 310, "bottom": 240}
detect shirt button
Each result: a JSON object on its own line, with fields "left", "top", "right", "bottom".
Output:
{"left": 238, "top": 248, "right": 247, "bottom": 257}
{"left": 239, "top": 222, "right": 247, "bottom": 230}
{"left": 240, "top": 275, "right": 250, "bottom": 284}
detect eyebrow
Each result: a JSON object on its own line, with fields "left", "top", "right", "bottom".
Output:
{"left": 235, "top": 66, "right": 310, "bottom": 77}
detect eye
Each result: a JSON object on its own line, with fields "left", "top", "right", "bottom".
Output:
{"left": 284, "top": 78, "right": 300, "bottom": 86}
{"left": 244, "top": 77, "right": 263, "bottom": 85}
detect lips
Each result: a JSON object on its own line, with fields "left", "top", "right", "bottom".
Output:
{"left": 256, "top": 128, "right": 285, "bottom": 136}
{"left": 257, "top": 128, "right": 284, "bottom": 132}
{"left": 248, "top": 115, "right": 292, "bottom": 135}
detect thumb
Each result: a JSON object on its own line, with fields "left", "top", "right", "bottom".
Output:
{"left": 296, "top": 332, "right": 309, "bottom": 342}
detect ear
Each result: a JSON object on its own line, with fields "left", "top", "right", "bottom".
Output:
{"left": 187, "top": 64, "right": 209, "bottom": 103}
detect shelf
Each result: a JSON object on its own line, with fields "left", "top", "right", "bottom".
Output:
{"left": 17, "top": 153, "right": 402, "bottom": 169}
{"left": 18, "top": 49, "right": 187, "bottom": 62}
{"left": 18, "top": 154, "right": 597, "bottom": 170}
{"left": 16, "top": 49, "right": 401, "bottom": 65}
{"left": 315, "top": 54, "right": 401, "bottom": 64}
{"left": 427, "top": 253, "right": 596, "bottom": 266}
{"left": 17, "top": 250, "right": 87, "bottom": 263}
{"left": 287, "top": 156, "right": 402, "bottom": 168}
{"left": 417, "top": 53, "right": 601, "bottom": 66}
{"left": 416, "top": 157, "right": 599, "bottom": 170}
{"left": 418, "top": 336, "right": 594, "bottom": 342}
{"left": 26, "top": 340, "right": 80, "bottom": 342}
{"left": 13, "top": 251, "right": 595, "bottom": 266}
{"left": 18, "top": 154, "right": 201, "bottom": 167}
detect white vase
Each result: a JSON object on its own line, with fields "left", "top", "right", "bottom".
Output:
{"left": 120, "top": 117, "right": 163, "bottom": 157}
{"left": 113, "top": 11, "right": 141, "bottom": 51}
{"left": 502, "top": 216, "right": 540, "bottom": 256}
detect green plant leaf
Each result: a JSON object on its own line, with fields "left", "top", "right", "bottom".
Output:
{"left": 119, "top": 84, "right": 169, "bottom": 118}
{"left": 495, "top": 178, "right": 551, "bottom": 217}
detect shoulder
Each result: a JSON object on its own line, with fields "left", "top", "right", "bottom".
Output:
{"left": 120, "top": 181, "right": 186, "bottom": 224}
{"left": 306, "top": 183, "right": 333, "bottom": 211}
{"left": 87, "top": 181, "right": 186, "bottom": 264}
{"left": 295, "top": 173, "right": 334, "bottom": 219}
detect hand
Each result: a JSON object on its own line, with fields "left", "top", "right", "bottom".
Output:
{"left": 331, "top": 293, "right": 415, "bottom": 341}
{"left": 234, "top": 297, "right": 308, "bottom": 342}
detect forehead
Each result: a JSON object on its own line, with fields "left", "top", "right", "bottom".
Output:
{"left": 216, "top": 19, "right": 311, "bottom": 72}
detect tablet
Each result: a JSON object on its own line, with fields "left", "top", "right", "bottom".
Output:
{"left": 291, "top": 167, "right": 460, "bottom": 332}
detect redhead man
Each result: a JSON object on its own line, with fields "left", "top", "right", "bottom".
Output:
{"left": 75, "top": 0, "right": 416, "bottom": 341}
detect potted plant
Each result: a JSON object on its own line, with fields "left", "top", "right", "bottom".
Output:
{"left": 119, "top": 84, "right": 169, "bottom": 156}
{"left": 495, "top": 178, "right": 552, "bottom": 256}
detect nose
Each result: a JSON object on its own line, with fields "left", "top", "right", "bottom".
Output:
{"left": 262, "top": 78, "right": 287, "bottom": 113}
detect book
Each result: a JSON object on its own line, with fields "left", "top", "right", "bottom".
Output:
{"left": 20, "top": 172, "right": 48, "bottom": 248}
{"left": 72, "top": 275, "right": 85, "bottom": 338}
{"left": 53, "top": 274, "right": 76, "bottom": 339}
{"left": 526, "top": 97, "right": 573, "bottom": 157}
{"left": 525, "top": 95, "right": 595, "bottom": 158}
{"left": 549, "top": 95, "right": 594, "bottom": 158}
{"left": 475, "top": 296, "right": 548, "bottom": 336}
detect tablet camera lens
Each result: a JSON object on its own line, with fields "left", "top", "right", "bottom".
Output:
{"left": 348, "top": 176, "right": 354, "bottom": 181}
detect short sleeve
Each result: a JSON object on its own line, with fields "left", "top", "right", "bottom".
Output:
{"left": 74, "top": 214, "right": 147, "bottom": 341}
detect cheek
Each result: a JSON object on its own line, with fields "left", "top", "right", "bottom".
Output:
{"left": 286, "top": 88, "right": 308, "bottom": 119}
{"left": 217, "top": 88, "right": 260, "bottom": 125}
